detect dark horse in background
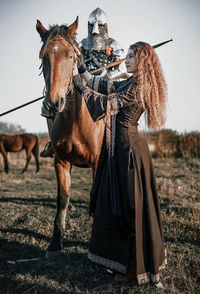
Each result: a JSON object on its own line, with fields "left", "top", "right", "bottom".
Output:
{"left": 0, "top": 133, "right": 40, "bottom": 173}
{"left": 36, "top": 17, "right": 105, "bottom": 258}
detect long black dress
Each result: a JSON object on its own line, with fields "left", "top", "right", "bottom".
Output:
{"left": 81, "top": 75, "right": 166, "bottom": 285}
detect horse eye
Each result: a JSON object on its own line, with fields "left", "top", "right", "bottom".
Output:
{"left": 69, "top": 56, "right": 73, "bottom": 59}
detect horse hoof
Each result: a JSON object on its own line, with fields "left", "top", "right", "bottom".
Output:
{"left": 45, "top": 250, "right": 62, "bottom": 259}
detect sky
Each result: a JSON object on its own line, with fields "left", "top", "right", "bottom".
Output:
{"left": 0, "top": 0, "right": 200, "bottom": 134}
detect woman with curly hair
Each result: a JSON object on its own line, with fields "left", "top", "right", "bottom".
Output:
{"left": 73, "top": 41, "right": 167, "bottom": 288}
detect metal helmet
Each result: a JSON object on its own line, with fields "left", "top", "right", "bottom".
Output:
{"left": 88, "top": 8, "right": 108, "bottom": 35}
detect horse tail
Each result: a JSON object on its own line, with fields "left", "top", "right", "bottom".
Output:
{"left": 32, "top": 135, "right": 40, "bottom": 172}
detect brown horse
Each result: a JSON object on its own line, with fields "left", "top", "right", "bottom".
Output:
{"left": 36, "top": 17, "right": 105, "bottom": 258}
{"left": 0, "top": 133, "right": 40, "bottom": 173}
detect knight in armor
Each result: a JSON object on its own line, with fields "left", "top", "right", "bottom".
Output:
{"left": 79, "top": 7, "right": 129, "bottom": 80}
{"left": 40, "top": 8, "right": 128, "bottom": 158}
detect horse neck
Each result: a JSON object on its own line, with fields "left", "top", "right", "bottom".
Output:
{"left": 53, "top": 90, "right": 95, "bottom": 143}
{"left": 57, "top": 90, "right": 89, "bottom": 129}
{"left": 63, "top": 90, "right": 82, "bottom": 119}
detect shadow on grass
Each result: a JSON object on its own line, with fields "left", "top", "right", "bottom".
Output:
{"left": 0, "top": 197, "right": 56, "bottom": 209}
{"left": 0, "top": 197, "right": 89, "bottom": 210}
{"left": 0, "top": 228, "right": 50, "bottom": 242}
{"left": 0, "top": 228, "right": 88, "bottom": 249}
{"left": 0, "top": 248, "right": 119, "bottom": 294}
{"left": 0, "top": 237, "right": 44, "bottom": 261}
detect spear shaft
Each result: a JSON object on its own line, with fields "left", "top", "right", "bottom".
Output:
{"left": 91, "top": 38, "right": 173, "bottom": 74}
{"left": 0, "top": 96, "right": 44, "bottom": 117}
{"left": 0, "top": 39, "right": 172, "bottom": 117}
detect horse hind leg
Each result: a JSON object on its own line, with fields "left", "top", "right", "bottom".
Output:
{"left": 32, "top": 137, "right": 40, "bottom": 173}
{"left": 35, "top": 154, "right": 40, "bottom": 173}
{"left": 21, "top": 149, "right": 31, "bottom": 173}
{"left": 35, "top": 157, "right": 40, "bottom": 173}
{"left": 45, "top": 159, "right": 72, "bottom": 259}
{"left": 4, "top": 157, "right": 9, "bottom": 173}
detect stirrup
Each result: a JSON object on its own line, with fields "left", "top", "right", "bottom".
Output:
{"left": 40, "top": 142, "right": 54, "bottom": 158}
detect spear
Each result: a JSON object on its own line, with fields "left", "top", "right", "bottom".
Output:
{"left": 152, "top": 38, "right": 173, "bottom": 48}
{"left": 0, "top": 39, "right": 172, "bottom": 117}
{"left": 91, "top": 38, "right": 173, "bottom": 74}
{"left": 0, "top": 96, "right": 45, "bottom": 117}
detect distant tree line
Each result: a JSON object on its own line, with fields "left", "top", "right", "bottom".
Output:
{"left": 0, "top": 121, "right": 199, "bottom": 158}
{"left": 0, "top": 122, "right": 26, "bottom": 135}
{"left": 142, "top": 129, "right": 200, "bottom": 158}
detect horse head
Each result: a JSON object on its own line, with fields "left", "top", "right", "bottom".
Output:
{"left": 36, "top": 17, "right": 78, "bottom": 113}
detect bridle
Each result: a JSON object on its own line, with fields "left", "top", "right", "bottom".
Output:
{"left": 40, "top": 35, "right": 80, "bottom": 117}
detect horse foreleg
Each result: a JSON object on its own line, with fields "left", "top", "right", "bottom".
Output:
{"left": 45, "top": 159, "right": 71, "bottom": 259}
{"left": 32, "top": 138, "right": 40, "bottom": 173}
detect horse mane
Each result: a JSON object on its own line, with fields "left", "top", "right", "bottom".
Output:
{"left": 40, "top": 24, "right": 78, "bottom": 58}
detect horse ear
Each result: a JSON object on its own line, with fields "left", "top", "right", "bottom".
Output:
{"left": 67, "top": 16, "right": 78, "bottom": 40}
{"left": 36, "top": 20, "right": 47, "bottom": 38}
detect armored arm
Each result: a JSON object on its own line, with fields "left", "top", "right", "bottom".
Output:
{"left": 102, "top": 39, "right": 131, "bottom": 81}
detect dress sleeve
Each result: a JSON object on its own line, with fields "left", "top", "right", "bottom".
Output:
{"left": 79, "top": 68, "right": 121, "bottom": 95}
{"left": 83, "top": 81, "right": 137, "bottom": 122}
{"left": 87, "top": 75, "right": 115, "bottom": 95}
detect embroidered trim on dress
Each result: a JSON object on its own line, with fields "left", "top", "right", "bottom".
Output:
{"left": 137, "top": 250, "right": 167, "bottom": 285}
{"left": 88, "top": 251, "right": 127, "bottom": 274}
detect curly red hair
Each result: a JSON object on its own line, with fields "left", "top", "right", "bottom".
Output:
{"left": 130, "top": 42, "right": 167, "bottom": 130}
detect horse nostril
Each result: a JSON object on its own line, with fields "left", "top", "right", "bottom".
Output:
{"left": 60, "top": 97, "right": 65, "bottom": 106}
{"left": 54, "top": 97, "right": 65, "bottom": 112}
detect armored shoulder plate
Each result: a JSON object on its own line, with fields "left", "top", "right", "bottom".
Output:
{"left": 108, "top": 39, "right": 125, "bottom": 59}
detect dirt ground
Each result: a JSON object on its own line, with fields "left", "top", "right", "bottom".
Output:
{"left": 0, "top": 150, "right": 199, "bottom": 294}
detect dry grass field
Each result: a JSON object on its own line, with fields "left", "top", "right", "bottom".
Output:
{"left": 0, "top": 136, "right": 199, "bottom": 294}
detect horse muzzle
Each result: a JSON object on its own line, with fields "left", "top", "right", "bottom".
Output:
{"left": 54, "top": 96, "right": 66, "bottom": 113}
{"left": 42, "top": 94, "right": 66, "bottom": 118}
